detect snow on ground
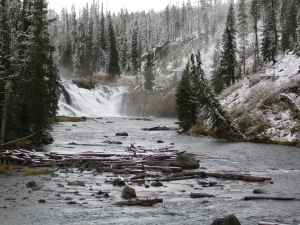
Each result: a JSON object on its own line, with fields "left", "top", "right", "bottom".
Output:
{"left": 220, "top": 52, "right": 300, "bottom": 142}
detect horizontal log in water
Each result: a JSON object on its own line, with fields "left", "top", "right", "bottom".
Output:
{"left": 244, "top": 196, "right": 295, "bottom": 201}
{"left": 113, "top": 198, "right": 163, "bottom": 206}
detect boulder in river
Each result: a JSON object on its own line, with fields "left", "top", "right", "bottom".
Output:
{"left": 211, "top": 214, "right": 241, "bottom": 225}
{"left": 169, "top": 153, "right": 199, "bottom": 169}
{"left": 26, "top": 181, "right": 37, "bottom": 188}
{"left": 121, "top": 186, "right": 137, "bottom": 199}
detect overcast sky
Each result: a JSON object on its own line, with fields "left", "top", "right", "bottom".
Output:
{"left": 47, "top": 0, "right": 178, "bottom": 14}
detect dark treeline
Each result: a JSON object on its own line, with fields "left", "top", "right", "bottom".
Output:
{"left": 0, "top": 0, "right": 60, "bottom": 145}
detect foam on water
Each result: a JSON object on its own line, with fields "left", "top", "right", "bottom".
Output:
{"left": 58, "top": 79, "right": 127, "bottom": 117}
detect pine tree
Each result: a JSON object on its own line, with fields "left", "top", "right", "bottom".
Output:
{"left": 250, "top": 0, "right": 261, "bottom": 65}
{"left": 106, "top": 13, "right": 120, "bottom": 77}
{"left": 237, "top": 0, "right": 248, "bottom": 75}
{"left": 26, "top": 0, "right": 61, "bottom": 140}
{"left": 261, "top": 0, "right": 278, "bottom": 63}
{"left": 281, "top": 0, "right": 298, "bottom": 52}
{"left": 212, "top": 40, "right": 225, "bottom": 94}
{"left": 189, "top": 51, "right": 243, "bottom": 139}
{"left": 143, "top": 54, "right": 155, "bottom": 91}
{"left": 175, "top": 62, "right": 197, "bottom": 131}
{"left": 131, "top": 22, "right": 140, "bottom": 76}
{"left": 219, "top": 3, "right": 237, "bottom": 88}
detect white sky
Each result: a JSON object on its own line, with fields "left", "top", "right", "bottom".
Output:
{"left": 47, "top": 0, "right": 177, "bottom": 14}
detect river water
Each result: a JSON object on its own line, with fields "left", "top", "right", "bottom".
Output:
{"left": 44, "top": 117, "right": 300, "bottom": 225}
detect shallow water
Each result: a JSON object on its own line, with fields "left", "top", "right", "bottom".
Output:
{"left": 41, "top": 117, "right": 300, "bottom": 224}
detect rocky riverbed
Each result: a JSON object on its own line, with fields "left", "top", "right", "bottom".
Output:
{"left": 1, "top": 117, "right": 300, "bottom": 225}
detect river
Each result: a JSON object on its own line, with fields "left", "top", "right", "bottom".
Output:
{"left": 42, "top": 116, "right": 300, "bottom": 225}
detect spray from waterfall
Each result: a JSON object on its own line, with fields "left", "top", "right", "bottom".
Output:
{"left": 58, "top": 79, "right": 128, "bottom": 117}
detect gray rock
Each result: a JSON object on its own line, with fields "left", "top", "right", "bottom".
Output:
{"left": 211, "top": 215, "right": 241, "bottom": 225}
{"left": 157, "top": 140, "right": 164, "bottom": 143}
{"left": 66, "top": 201, "right": 78, "bottom": 204}
{"left": 253, "top": 189, "right": 266, "bottom": 194}
{"left": 151, "top": 181, "right": 163, "bottom": 187}
{"left": 169, "top": 153, "right": 200, "bottom": 169}
{"left": 112, "top": 179, "right": 125, "bottom": 186}
{"left": 26, "top": 181, "right": 37, "bottom": 188}
{"left": 38, "top": 199, "right": 46, "bottom": 203}
{"left": 121, "top": 186, "right": 137, "bottom": 199}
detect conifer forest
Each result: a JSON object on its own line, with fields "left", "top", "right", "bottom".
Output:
{"left": 1, "top": 0, "right": 300, "bottom": 142}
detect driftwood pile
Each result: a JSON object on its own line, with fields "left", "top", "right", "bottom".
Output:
{"left": 2, "top": 144, "right": 294, "bottom": 206}
{"left": 0, "top": 144, "right": 271, "bottom": 185}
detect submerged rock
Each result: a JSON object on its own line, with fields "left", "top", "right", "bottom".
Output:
{"left": 151, "top": 181, "right": 163, "bottom": 187}
{"left": 67, "top": 181, "right": 85, "bottom": 186}
{"left": 121, "top": 186, "right": 137, "bottom": 199}
{"left": 169, "top": 153, "right": 200, "bottom": 169}
{"left": 211, "top": 214, "right": 241, "bottom": 225}
{"left": 26, "top": 181, "right": 37, "bottom": 188}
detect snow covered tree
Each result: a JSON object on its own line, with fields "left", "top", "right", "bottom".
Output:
{"left": 250, "top": 0, "right": 261, "bottom": 65}
{"left": 190, "top": 51, "right": 243, "bottom": 139}
{"left": 281, "top": 0, "right": 298, "bottom": 52}
{"left": 237, "top": 0, "right": 248, "bottom": 75}
{"left": 219, "top": 3, "right": 238, "bottom": 88}
{"left": 175, "top": 62, "right": 198, "bottom": 131}
{"left": 106, "top": 13, "right": 120, "bottom": 77}
{"left": 131, "top": 22, "right": 140, "bottom": 76}
{"left": 26, "top": 0, "right": 61, "bottom": 140}
{"left": 261, "top": 0, "right": 278, "bottom": 63}
{"left": 143, "top": 54, "right": 155, "bottom": 91}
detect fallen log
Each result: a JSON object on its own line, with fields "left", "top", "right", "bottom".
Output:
{"left": 113, "top": 198, "right": 163, "bottom": 206}
{"left": 244, "top": 196, "right": 295, "bottom": 201}
{"left": 181, "top": 171, "right": 271, "bottom": 182}
{"left": 258, "top": 222, "right": 289, "bottom": 225}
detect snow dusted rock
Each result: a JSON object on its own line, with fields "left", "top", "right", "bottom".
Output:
{"left": 121, "top": 186, "right": 137, "bottom": 199}
{"left": 211, "top": 214, "right": 241, "bottom": 225}
{"left": 169, "top": 153, "right": 199, "bottom": 169}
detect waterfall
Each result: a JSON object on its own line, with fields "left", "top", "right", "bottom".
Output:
{"left": 58, "top": 79, "right": 128, "bottom": 117}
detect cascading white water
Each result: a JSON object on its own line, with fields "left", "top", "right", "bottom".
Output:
{"left": 58, "top": 79, "right": 128, "bottom": 117}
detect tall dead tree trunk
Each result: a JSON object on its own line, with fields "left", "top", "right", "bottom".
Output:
{"left": 0, "top": 82, "right": 11, "bottom": 146}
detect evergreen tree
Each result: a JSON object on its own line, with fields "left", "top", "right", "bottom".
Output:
{"left": 237, "top": 0, "right": 248, "bottom": 75}
{"left": 212, "top": 40, "right": 225, "bottom": 94}
{"left": 281, "top": 0, "right": 298, "bottom": 52}
{"left": 175, "top": 62, "right": 197, "bottom": 131}
{"left": 219, "top": 3, "right": 237, "bottom": 88}
{"left": 261, "top": 0, "right": 278, "bottom": 63}
{"left": 143, "top": 54, "right": 155, "bottom": 91}
{"left": 26, "top": 0, "right": 61, "bottom": 140}
{"left": 189, "top": 51, "right": 243, "bottom": 139}
{"left": 131, "top": 22, "right": 140, "bottom": 76}
{"left": 99, "top": 3, "right": 107, "bottom": 70}
{"left": 106, "top": 13, "right": 120, "bottom": 77}
{"left": 250, "top": 0, "right": 261, "bottom": 64}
